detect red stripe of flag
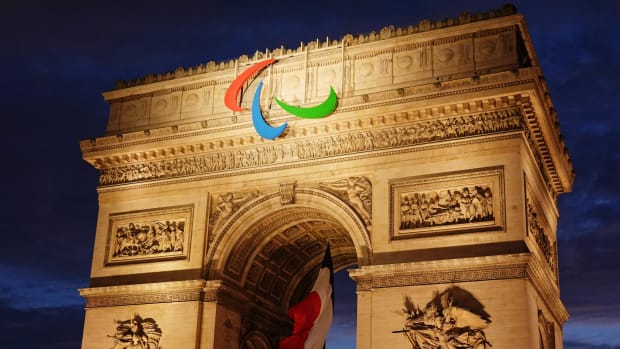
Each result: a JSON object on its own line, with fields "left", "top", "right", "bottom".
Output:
{"left": 279, "top": 246, "right": 334, "bottom": 349}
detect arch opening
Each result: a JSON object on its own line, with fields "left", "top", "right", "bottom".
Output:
{"left": 206, "top": 188, "right": 369, "bottom": 347}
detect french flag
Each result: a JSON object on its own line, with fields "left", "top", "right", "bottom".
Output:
{"left": 279, "top": 245, "right": 334, "bottom": 349}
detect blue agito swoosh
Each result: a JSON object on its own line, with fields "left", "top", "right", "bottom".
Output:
{"left": 252, "top": 81, "right": 288, "bottom": 140}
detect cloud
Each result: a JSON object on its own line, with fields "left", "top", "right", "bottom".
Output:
{"left": 564, "top": 342, "right": 620, "bottom": 349}
{"left": 0, "top": 264, "right": 86, "bottom": 309}
{"left": 564, "top": 321, "right": 620, "bottom": 348}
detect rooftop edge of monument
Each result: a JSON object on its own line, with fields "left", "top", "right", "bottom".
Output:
{"left": 111, "top": 4, "right": 519, "bottom": 91}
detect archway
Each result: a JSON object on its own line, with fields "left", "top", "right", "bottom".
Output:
{"left": 206, "top": 187, "right": 371, "bottom": 347}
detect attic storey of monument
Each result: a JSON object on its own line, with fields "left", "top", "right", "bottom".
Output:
{"left": 79, "top": 4, "right": 574, "bottom": 349}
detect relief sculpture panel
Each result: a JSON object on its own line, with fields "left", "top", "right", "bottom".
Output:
{"left": 105, "top": 205, "right": 193, "bottom": 265}
{"left": 395, "top": 286, "right": 492, "bottom": 349}
{"left": 108, "top": 313, "right": 163, "bottom": 349}
{"left": 526, "top": 195, "right": 557, "bottom": 276}
{"left": 391, "top": 167, "right": 504, "bottom": 238}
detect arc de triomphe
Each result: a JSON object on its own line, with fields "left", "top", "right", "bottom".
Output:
{"left": 79, "top": 5, "right": 573, "bottom": 348}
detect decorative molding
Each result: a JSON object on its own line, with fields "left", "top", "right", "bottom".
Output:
{"left": 79, "top": 280, "right": 205, "bottom": 308}
{"left": 526, "top": 254, "right": 568, "bottom": 324}
{"left": 349, "top": 254, "right": 530, "bottom": 291}
{"left": 95, "top": 107, "right": 523, "bottom": 186}
{"left": 349, "top": 253, "right": 568, "bottom": 324}
{"left": 203, "top": 187, "right": 370, "bottom": 312}
{"left": 84, "top": 71, "right": 537, "bottom": 154}
{"left": 206, "top": 188, "right": 370, "bottom": 278}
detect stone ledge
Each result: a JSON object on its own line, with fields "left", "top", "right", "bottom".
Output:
{"left": 79, "top": 279, "right": 206, "bottom": 308}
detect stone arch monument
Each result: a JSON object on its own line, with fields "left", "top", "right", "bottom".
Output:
{"left": 79, "top": 5, "right": 573, "bottom": 348}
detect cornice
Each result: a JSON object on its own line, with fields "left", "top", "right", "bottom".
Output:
{"left": 529, "top": 74, "right": 575, "bottom": 190}
{"left": 349, "top": 252, "right": 568, "bottom": 324}
{"left": 85, "top": 68, "right": 570, "bottom": 198}
{"left": 349, "top": 253, "right": 530, "bottom": 290}
{"left": 78, "top": 279, "right": 206, "bottom": 308}
{"left": 83, "top": 69, "right": 537, "bottom": 154}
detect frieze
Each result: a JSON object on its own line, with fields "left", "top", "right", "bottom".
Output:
{"left": 350, "top": 253, "right": 568, "bottom": 323}
{"left": 526, "top": 254, "right": 568, "bottom": 323}
{"left": 96, "top": 107, "right": 523, "bottom": 186}
{"left": 86, "top": 291, "right": 200, "bottom": 308}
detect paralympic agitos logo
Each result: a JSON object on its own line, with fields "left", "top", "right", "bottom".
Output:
{"left": 224, "top": 58, "right": 338, "bottom": 139}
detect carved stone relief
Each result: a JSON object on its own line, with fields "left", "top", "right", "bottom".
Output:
{"left": 320, "top": 176, "right": 372, "bottom": 228}
{"left": 399, "top": 185, "right": 494, "bottom": 230}
{"left": 106, "top": 206, "right": 193, "bottom": 265}
{"left": 433, "top": 35, "right": 475, "bottom": 80}
{"left": 526, "top": 197, "right": 556, "bottom": 274}
{"left": 108, "top": 313, "right": 162, "bottom": 349}
{"left": 391, "top": 168, "right": 504, "bottom": 238}
{"left": 209, "top": 190, "right": 260, "bottom": 234}
{"left": 279, "top": 182, "right": 296, "bottom": 205}
{"left": 119, "top": 97, "right": 151, "bottom": 129}
{"left": 474, "top": 26, "right": 518, "bottom": 74}
{"left": 151, "top": 91, "right": 181, "bottom": 122}
{"left": 98, "top": 108, "right": 523, "bottom": 186}
{"left": 395, "top": 286, "right": 491, "bottom": 349}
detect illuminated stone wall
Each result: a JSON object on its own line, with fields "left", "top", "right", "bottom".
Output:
{"left": 79, "top": 5, "right": 573, "bottom": 349}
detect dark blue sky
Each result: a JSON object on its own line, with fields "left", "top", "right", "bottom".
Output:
{"left": 0, "top": 1, "right": 618, "bottom": 348}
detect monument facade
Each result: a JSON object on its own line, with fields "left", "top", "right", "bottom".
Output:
{"left": 79, "top": 5, "right": 573, "bottom": 348}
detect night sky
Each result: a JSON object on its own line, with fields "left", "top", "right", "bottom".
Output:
{"left": 1, "top": 1, "right": 618, "bottom": 348}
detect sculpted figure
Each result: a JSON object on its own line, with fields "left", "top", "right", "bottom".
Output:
{"left": 320, "top": 177, "right": 372, "bottom": 226}
{"left": 396, "top": 287, "right": 492, "bottom": 349}
{"left": 108, "top": 314, "right": 162, "bottom": 349}
{"left": 210, "top": 191, "right": 259, "bottom": 231}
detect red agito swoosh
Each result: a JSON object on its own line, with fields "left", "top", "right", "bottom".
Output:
{"left": 224, "top": 58, "right": 276, "bottom": 112}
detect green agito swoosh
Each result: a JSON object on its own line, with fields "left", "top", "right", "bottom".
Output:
{"left": 273, "top": 86, "right": 338, "bottom": 119}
